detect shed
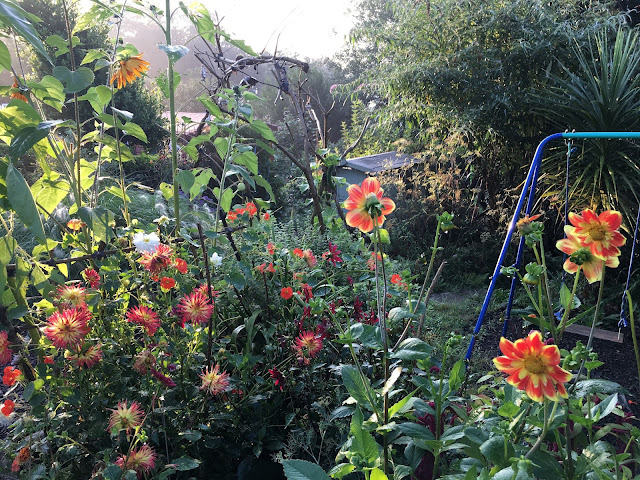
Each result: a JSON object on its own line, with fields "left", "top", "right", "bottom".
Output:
{"left": 336, "top": 151, "right": 423, "bottom": 202}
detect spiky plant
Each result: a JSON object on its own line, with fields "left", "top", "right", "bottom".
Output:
{"left": 538, "top": 27, "right": 640, "bottom": 225}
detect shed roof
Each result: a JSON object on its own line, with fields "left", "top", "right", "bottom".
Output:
{"left": 340, "top": 151, "right": 422, "bottom": 173}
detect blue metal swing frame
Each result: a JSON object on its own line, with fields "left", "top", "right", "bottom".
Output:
{"left": 465, "top": 131, "right": 640, "bottom": 362}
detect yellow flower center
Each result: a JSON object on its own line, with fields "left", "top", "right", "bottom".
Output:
{"left": 523, "top": 354, "right": 547, "bottom": 374}
{"left": 586, "top": 224, "right": 608, "bottom": 242}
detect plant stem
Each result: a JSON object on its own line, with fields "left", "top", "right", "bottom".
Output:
{"left": 626, "top": 293, "right": 640, "bottom": 393}
{"left": 573, "top": 259, "right": 607, "bottom": 384}
{"left": 165, "top": 0, "right": 180, "bottom": 230}
{"left": 557, "top": 268, "right": 581, "bottom": 340}
{"left": 414, "top": 218, "right": 441, "bottom": 314}
{"left": 537, "top": 241, "right": 557, "bottom": 341}
{"left": 525, "top": 399, "right": 558, "bottom": 458}
{"left": 373, "top": 225, "right": 390, "bottom": 475}
{"left": 431, "top": 348, "right": 448, "bottom": 480}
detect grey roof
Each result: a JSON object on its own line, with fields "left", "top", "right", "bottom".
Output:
{"left": 340, "top": 151, "right": 422, "bottom": 173}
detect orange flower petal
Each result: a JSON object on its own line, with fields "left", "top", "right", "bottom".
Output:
{"left": 361, "top": 177, "right": 381, "bottom": 195}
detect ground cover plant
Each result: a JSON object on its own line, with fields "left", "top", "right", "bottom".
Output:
{"left": 0, "top": 0, "right": 639, "bottom": 479}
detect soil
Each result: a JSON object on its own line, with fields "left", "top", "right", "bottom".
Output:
{"left": 472, "top": 310, "right": 640, "bottom": 419}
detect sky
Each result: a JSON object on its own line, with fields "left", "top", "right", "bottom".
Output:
{"left": 208, "top": 0, "right": 356, "bottom": 58}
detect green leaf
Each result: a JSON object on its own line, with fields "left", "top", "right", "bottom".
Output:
{"left": 388, "top": 307, "right": 417, "bottom": 325}
{"left": 176, "top": 170, "right": 195, "bottom": 197}
{"left": 371, "top": 468, "right": 388, "bottom": 480}
{"left": 251, "top": 119, "right": 276, "bottom": 141}
{"left": 234, "top": 150, "right": 258, "bottom": 174}
{"left": 158, "top": 44, "right": 189, "bottom": 62}
{"left": 0, "top": 235, "right": 16, "bottom": 295}
{"left": 122, "top": 122, "right": 147, "bottom": 143}
{"left": 342, "top": 364, "right": 373, "bottom": 406}
{"left": 480, "top": 436, "right": 514, "bottom": 468}
{"left": 497, "top": 401, "right": 520, "bottom": 418}
{"left": 28, "top": 75, "right": 65, "bottom": 112}
{"left": 6, "top": 163, "right": 46, "bottom": 244}
{"left": 391, "top": 338, "right": 432, "bottom": 361}
{"left": 159, "top": 182, "right": 173, "bottom": 201}
{"left": 78, "top": 85, "right": 112, "bottom": 113}
{"left": 397, "top": 422, "right": 435, "bottom": 442}
{"left": 254, "top": 174, "right": 275, "bottom": 201}
{"left": 167, "top": 456, "right": 201, "bottom": 471}
{"left": 214, "top": 137, "right": 230, "bottom": 158}
{"left": 78, "top": 206, "right": 115, "bottom": 243}
{"left": 53, "top": 66, "right": 94, "bottom": 94}
{"left": 156, "top": 71, "right": 181, "bottom": 98}
{"left": 10, "top": 125, "right": 50, "bottom": 159}
{"left": 198, "top": 95, "right": 223, "bottom": 119}
{"left": 219, "top": 188, "right": 233, "bottom": 213}
{"left": 282, "top": 459, "right": 330, "bottom": 480}
{"left": 46, "top": 34, "right": 79, "bottom": 58}
{"left": 573, "top": 379, "right": 624, "bottom": 397}
{"left": 0, "top": 41, "right": 11, "bottom": 72}
{"left": 349, "top": 407, "right": 381, "bottom": 468}
{"left": 0, "top": 0, "right": 53, "bottom": 65}
{"left": 81, "top": 49, "right": 107, "bottom": 65}
{"left": 328, "top": 463, "right": 356, "bottom": 480}
{"left": 31, "top": 171, "right": 70, "bottom": 215}
{"left": 111, "top": 107, "right": 134, "bottom": 122}
{"left": 590, "top": 393, "right": 618, "bottom": 421}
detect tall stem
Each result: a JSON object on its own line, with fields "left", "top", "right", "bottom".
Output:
{"left": 373, "top": 225, "right": 389, "bottom": 475}
{"left": 165, "top": 0, "right": 180, "bottom": 230}
{"left": 573, "top": 260, "right": 607, "bottom": 384}
{"left": 414, "top": 219, "right": 441, "bottom": 313}
{"left": 525, "top": 399, "right": 558, "bottom": 459}
{"left": 557, "top": 268, "right": 581, "bottom": 340}
{"left": 626, "top": 294, "right": 640, "bottom": 393}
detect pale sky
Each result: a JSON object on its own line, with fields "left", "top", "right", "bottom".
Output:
{"left": 209, "top": 0, "right": 355, "bottom": 58}
{"left": 80, "top": 0, "right": 356, "bottom": 59}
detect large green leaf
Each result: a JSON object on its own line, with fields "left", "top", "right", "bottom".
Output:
{"left": 31, "top": 171, "right": 70, "bottom": 215}
{"left": 349, "top": 407, "right": 381, "bottom": 468}
{"left": 6, "top": 163, "right": 46, "bottom": 244}
{"left": 158, "top": 44, "right": 189, "bottom": 63}
{"left": 0, "top": 235, "right": 17, "bottom": 296}
{"left": 391, "top": 338, "right": 432, "bottom": 361}
{"left": 9, "top": 120, "right": 68, "bottom": 159}
{"left": 282, "top": 460, "right": 330, "bottom": 480}
{"left": 78, "top": 85, "right": 112, "bottom": 113}
{"left": 341, "top": 364, "right": 374, "bottom": 407}
{"left": 0, "top": 40, "right": 11, "bottom": 72}
{"left": 251, "top": 119, "right": 276, "bottom": 142}
{"left": 53, "top": 66, "right": 94, "bottom": 94}
{"left": 0, "top": 1, "right": 52, "bottom": 65}
{"left": 78, "top": 206, "right": 115, "bottom": 242}
{"left": 122, "top": 121, "right": 148, "bottom": 143}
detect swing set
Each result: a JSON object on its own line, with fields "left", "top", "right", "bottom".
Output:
{"left": 465, "top": 131, "right": 640, "bottom": 361}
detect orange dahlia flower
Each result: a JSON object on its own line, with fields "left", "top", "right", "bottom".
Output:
{"left": 110, "top": 53, "right": 150, "bottom": 89}
{"left": 176, "top": 291, "right": 214, "bottom": 325}
{"left": 10, "top": 79, "right": 28, "bottom": 102}
{"left": 108, "top": 400, "right": 144, "bottom": 435}
{"left": 43, "top": 308, "right": 91, "bottom": 350}
{"left": 493, "top": 331, "right": 572, "bottom": 402}
{"left": 344, "top": 177, "right": 395, "bottom": 233}
{"left": 556, "top": 226, "right": 618, "bottom": 283}
{"left": 65, "top": 343, "right": 102, "bottom": 369}
{"left": 115, "top": 444, "right": 156, "bottom": 475}
{"left": 567, "top": 209, "right": 625, "bottom": 260}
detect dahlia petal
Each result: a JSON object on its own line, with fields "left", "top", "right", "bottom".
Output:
{"left": 525, "top": 377, "right": 544, "bottom": 402}
{"left": 548, "top": 365, "right": 572, "bottom": 384}
{"left": 380, "top": 197, "right": 396, "bottom": 215}
{"left": 581, "top": 259, "right": 603, "bottom": 284}
{"left": 346, "top": 210, "right": 374, "bottom": 232}
{"left": 541, "top": 377, "right": 559, "bottom": 401}
{"left": 563, "top": 258, "right": 579, "bottom": 275}
{"left": 527, "top": 331, "right": 544, "bottom": 351}
{"left": 540, "top": 344, "right": 561, "bottom": 365}
{"left": 599, "top": 210, "right": 622, "bottom": 231}
{"left": 499, "top": 337, "right": 524, "bottom": 360}
{"left": 345, "top": 184, "right": 364, "bottom": 205}
{"left": 361, "top": 177, "right": 380, "bottom": 195}
{"left": 568, "top": 211, "right": 585, "bottom": 229}
{"left": 556, "top": 382, "right": 569, "bottom": 398}
{"left": 556, "top": 238, "right": 579, "bottom": 256}
{"left": 580, "top": 209, "right": 599, "bottom": 225}
{"left": 610, "top": 230, "right": 626, "bottom": 247}
{"left": 605, "top": 255, "right": 620, "bottom": 269}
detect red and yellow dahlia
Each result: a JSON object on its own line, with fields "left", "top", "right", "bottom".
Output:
{"left": 176, "top": 291, "right": 214, "bottom": 325}
{"left": 55, "top": 283, "right": 87, "bottom": 308}
{"left": 568, "top": 209, "right": 626, "bottom": 260}
{"left": 556, "top": 226, "right": 619, "bottom": 283}
{"left": 65, "top": 343, "right": 103, "bottom": 369}
{"left": 43, "top": 308, "right": 91, "bottom": 350}
{"left": 108, "top": 400, "right": 144, "bottom": 435}
{"left": 126, "top": 306, "right": 161, "bottom": 336}
{"left": 139, "top": 244, "right": 174, "bottom": 274}
{"left": 493, "top": 331, "right": 572, "bottom": 402}
{"left": 293, "top": 331, "right": 323, "bottom": 364}
{"left": 115, "top": 444, "right": 156, "bottom": 475}
{"left": 82, "top": 268, "right": 100, "bottom": 289}
{"left": 344, "top": 177, "right": 395, "bottom": 233}
{"left": 199, "top": 364, "right": 230, "bottom": 396}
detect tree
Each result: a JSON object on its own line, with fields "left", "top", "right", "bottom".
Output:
{"left": 339, "top": 0, "right": 619, "bottom": 209}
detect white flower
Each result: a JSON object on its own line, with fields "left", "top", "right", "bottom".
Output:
{"left": 210, "top": 252, "right": 223, "bottom": 268}
{"left": 133, "top": 232, "right": 160, "bottom": 253}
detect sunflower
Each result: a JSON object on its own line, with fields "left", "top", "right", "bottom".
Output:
{"left": 110, "top": 53, "right": 150, "bottom": 89}
{"left": 493, "top": 331, "right": 572, "bottom": 402}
